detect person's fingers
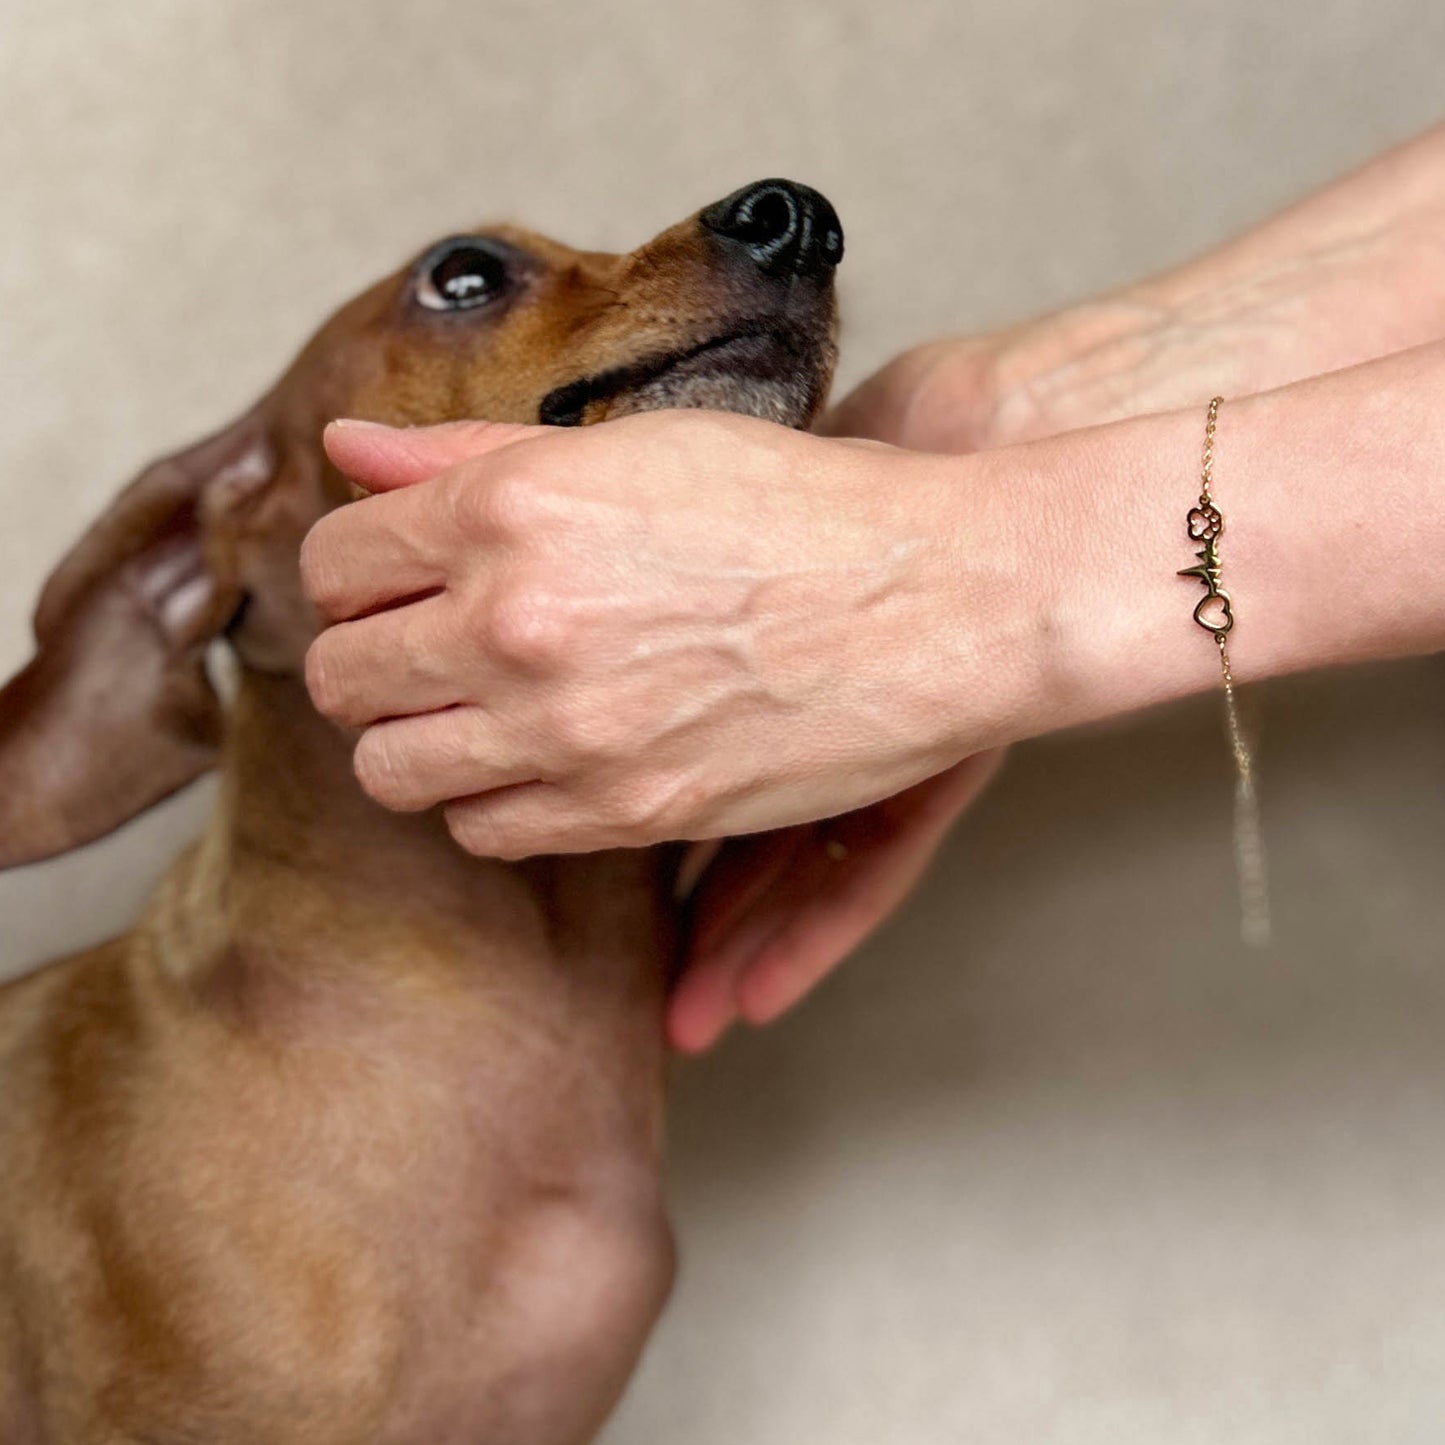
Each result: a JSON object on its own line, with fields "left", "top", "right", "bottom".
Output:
{"left": 324, "top": 418, "right": 545, "bottom": 492}
{"left": 688, "top": 829, "right": 810, "bottom": 960}
{"left": 673, "top": 820, "right": 878, "bottom": 1045}
{"left": 690, "top": 764, "right": 979, "bottom": 992}
{"left": 442, "top": 783, "right": 610, "bottom": 861}
{"left": 677, "top": 816, "right": 902, "bottom": 1043}
{"left": 304, "top": 419, "right": 559, "bottom": 622}
{"left": 668, "top": 827, "right": 812, "bottom": 1053}
{"left": 725, "top": 835, "right": 855, "bottom": 1022}
{"left": 304, "top": 594, "right": 477, "bottom": 729}
{"left": 732, "top": 850, "right": 932, "bottom": 1025}
{"left": 666, "top": 960, "right": 741, "bottom": 1055}
{"left": 300, "top": 483, "right": 457, "bottom": 624}
{"left": 351, "top": 706, "right": 541, "bottom": 813}
{"left": 735, "top": 751, "right": 1006, "bottom": 1025}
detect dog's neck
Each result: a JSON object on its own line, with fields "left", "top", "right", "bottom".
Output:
{"left": 53, "top": 668, "right": 679, "bottom": 1432}
{"left": 142, "top": 669, "right": 677, "bottom": 1060}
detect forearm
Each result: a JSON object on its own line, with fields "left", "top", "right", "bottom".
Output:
{"left": 964, "top": 340, "right": 1445, "bottom": 749}
{"left": 906, "top": 125, "right": 1445, "bottom": 451}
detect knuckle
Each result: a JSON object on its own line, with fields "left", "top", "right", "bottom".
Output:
{"left": 483, "top": 588, "right": 572, "bottom": 670}
{"left": 484, "top": 473, "right": 544, "bottom": 536}
{"left": 609, "top": 771, "right": 701, "bottom": 843}
{"left": 451, "top": 467, "right": 543, "bottom": 540}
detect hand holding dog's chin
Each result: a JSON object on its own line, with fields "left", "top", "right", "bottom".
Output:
{"left": 304, "top": 412, "right": 1031, "bottom": 861}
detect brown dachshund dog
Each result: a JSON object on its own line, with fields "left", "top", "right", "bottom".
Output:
{"left": 0, "top": 179, "right": 840, "bottom": 1444}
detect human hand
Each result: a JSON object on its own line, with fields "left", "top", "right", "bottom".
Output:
{"left": 668, "top": 749, "right": 1004, "bottom": 1051}
{"left": 679, "top": 294, "right": 1252, "bottom": 1050}
{"left": 675, "top": 124, "right": 1445, "bottom": 1046}
{"left": 667, "top": 350, "right": 1014, "bottom": 1052}
{"left": 825, "top": 152, "right": 1445, "bottom": 460}
{"left": 302, "top": 412, "right": 1022, "bottom": 859}
{"left": 819, "top": 303, "right": 1229, "bottom": 456}
{"left": 711, "top": 300, "right": 1242, "bottom": 1048}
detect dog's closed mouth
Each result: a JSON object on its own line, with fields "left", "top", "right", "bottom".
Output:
{"left": 538, "top": 327, "right": 827, "bottom": 429}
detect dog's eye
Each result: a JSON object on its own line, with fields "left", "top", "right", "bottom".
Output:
{"left": 416, "top": 241, "right": 509, "bottom": 312}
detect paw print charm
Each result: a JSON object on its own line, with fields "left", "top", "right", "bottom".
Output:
{"left": 1187, "top": 505, "right": 1223, "bottom": 542}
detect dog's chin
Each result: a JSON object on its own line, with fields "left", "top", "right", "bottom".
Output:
{"left": 605, "top": 334, "right": 834, "bottom": 429}
{"left": 539, "top": 330, "right": 836, "bottom": 432}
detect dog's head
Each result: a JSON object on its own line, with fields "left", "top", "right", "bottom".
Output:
{"left": 0, "top": 180, "right": 841, "bottom": 867}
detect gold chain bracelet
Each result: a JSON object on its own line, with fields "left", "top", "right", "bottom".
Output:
{"left": 1178, "top": 397, "right": 1271, "bottom": 947}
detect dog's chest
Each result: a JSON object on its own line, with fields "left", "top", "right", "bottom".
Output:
{"left": 4, "top": 901, "right": 673, "bottom": 1444}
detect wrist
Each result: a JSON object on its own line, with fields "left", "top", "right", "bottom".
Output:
{"left": 972, "top": 347, "right": 1445, "bottom": 753}
{"left": 954, "top": 407, "right": 1236, "bottom": 751}
{"left": 905, "top": 441, "right": 1108, "bottom": 761}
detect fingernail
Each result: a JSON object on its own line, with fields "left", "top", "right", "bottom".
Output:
{"left": 329, "top": 417, "right": 390, "bottom": 431}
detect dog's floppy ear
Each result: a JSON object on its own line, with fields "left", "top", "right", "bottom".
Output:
{"left": 0, "top": 410, "right": 278, "bottom": 868}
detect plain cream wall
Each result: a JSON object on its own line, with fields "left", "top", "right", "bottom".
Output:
{"left": 3, "top": 2, "right": 1445, "bottom": 1440}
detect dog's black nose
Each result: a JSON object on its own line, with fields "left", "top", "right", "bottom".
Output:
{"left": 700, "top": 179, "right": 844, "bottom": 280}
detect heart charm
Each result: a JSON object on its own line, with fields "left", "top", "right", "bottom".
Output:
{"left": 1187, "top": 505, "right": 1223, "bottom": 542}
{"left": 1193, "top": 589, "right": 1234, "bottom": 635}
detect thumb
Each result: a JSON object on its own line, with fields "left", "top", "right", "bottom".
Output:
{"left": 323, "top": 417, "right": 547, "bottom": 492}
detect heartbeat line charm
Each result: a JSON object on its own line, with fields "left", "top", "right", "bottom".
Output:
{"left": 1178, "top": 503, "right": 1233, "bottom": 635}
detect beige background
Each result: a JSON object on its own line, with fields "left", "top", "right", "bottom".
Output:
{"left": 4, "top": 1, "right": 1445, "bottom": 1440}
